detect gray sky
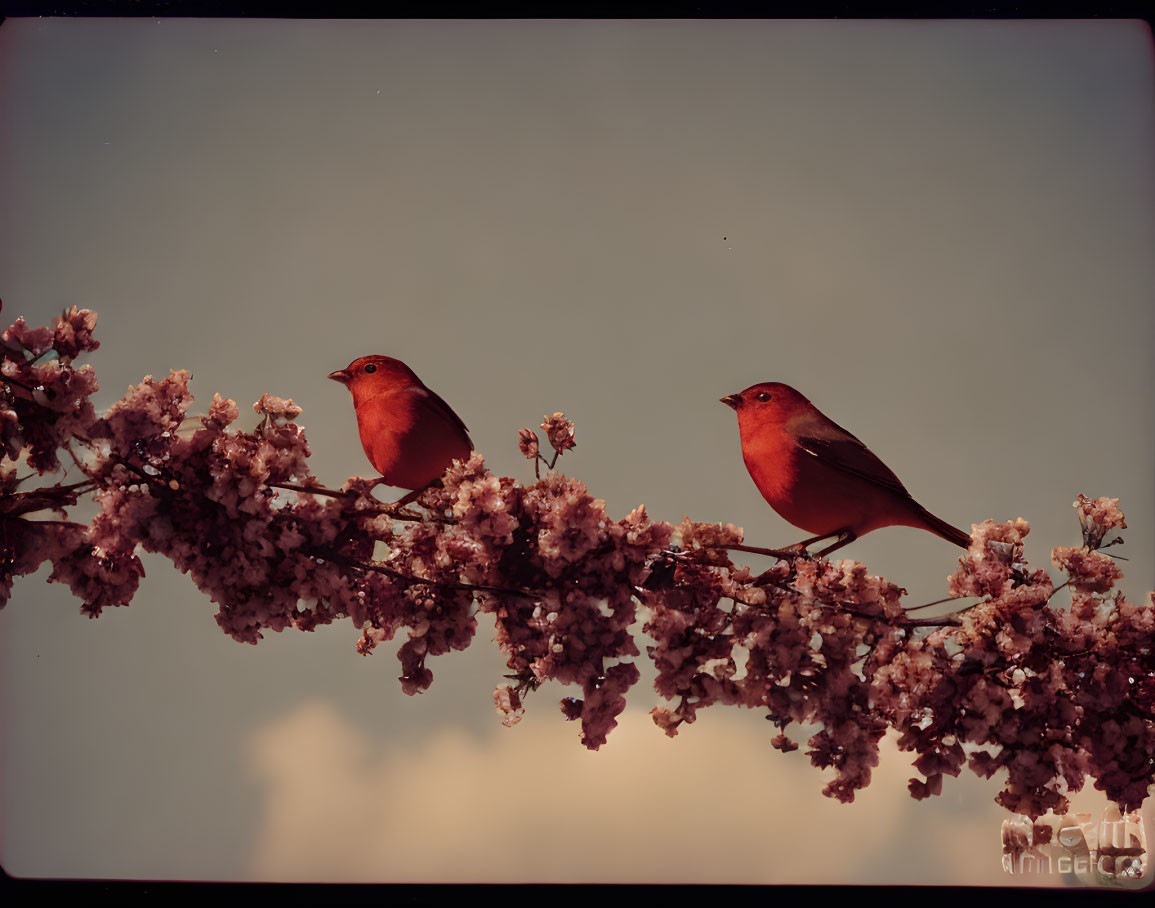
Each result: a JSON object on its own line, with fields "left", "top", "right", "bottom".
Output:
{"left": 1, "top": 18, "right": 1153, "bottom": 884}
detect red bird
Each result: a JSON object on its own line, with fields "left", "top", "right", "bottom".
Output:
{"left": 329, "top": 355, "right": 472, "bottom": 497}
{"left": 721, "top": 382, "right": 970, "bottom": 557}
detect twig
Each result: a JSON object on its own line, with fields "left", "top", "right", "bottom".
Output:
{"left": 46, "top": 479, "right": 95, "bottom": 496}
{"left": 315, "top": 548, "right": 538, "bottom": 600}
{"left": 2, "top": 479, "right": 99, "bottom": 518}
{"left": 750, "top": 571, "right": 797, "bottom": 594}
{"left": 904, "top": 594, "right": 975, "bottom": 613}
{"left": 62, "top": 441, "right": 101, "bottom": 480}
{"left": 532, "top": 449, "right": 561, "bottom": 478}
{"left": 705, "top": 542, "right": 801, "bottom": 561}
{"left": 897, "top": 616, "right": 962, "bottom": 628}
{"left": 266, "top": 480, "right": 455, "bottom": 523}
{"left": 267, "top": 480, "right": 352, "bottom": 501}
{"left": 118, "top": 459, "right": 172, "bottom": 492}
{"left": 1, "top": 374, "right": 36, "bottom": 394}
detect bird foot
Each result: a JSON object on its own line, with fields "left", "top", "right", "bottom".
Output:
{"left": 387, "top": 485, "right": 432, "bottom": 509}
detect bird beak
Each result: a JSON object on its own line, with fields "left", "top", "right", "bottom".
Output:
{"left": 720, "top": 394, "right": 740, "bottom": 410}
{"left": 328, "top": 369, "right": 352, "bottom": 385}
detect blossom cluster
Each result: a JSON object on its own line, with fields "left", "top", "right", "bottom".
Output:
{"left": 2, "top": 306, "right": 1153, "bottom": 816}
{"left": 870, "top": 500, "right": 1153, "bottom": 817}
{"left": 642, "top": 521, "right": 904, "bottom": 803}
{"left": 1, "top": 305, "right": 100, "bottom": 473}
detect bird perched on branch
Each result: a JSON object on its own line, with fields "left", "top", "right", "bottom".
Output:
{"left": 721, "top": 382, "right": 970, "bottom": 557}
{"left": 329, "top": 355, "right": 472, "bottom": 500}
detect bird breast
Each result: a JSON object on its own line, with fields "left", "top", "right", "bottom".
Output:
{"left": 740, "top": 426, "right": 799, "bottom": 506}
{"left": 354, "top": 395, "right": 411, "bottom": 477}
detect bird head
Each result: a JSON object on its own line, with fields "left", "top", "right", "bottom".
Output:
{"left": 329, "top": 355, "right": 422, "bottom": 403}
{"left": 720, "top": 382, "right": 810, "bottom": 424}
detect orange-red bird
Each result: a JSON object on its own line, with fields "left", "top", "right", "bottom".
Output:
{"left": 721, "top": 382, "right": 970, "bottom": 557}
{"left": 329, "top": 355, "right": 472, "bottom": 494}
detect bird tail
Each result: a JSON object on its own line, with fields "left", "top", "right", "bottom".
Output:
{"left": 914, "top": 504, "right": 972, "bottom": 549}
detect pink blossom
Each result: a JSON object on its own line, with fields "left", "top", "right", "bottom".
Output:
{"left": 253, "top": 393, "right": 302, "bottom": 421}
{"left": 1052, "top": 546, "right": 1123, "bottom": 593}
{"left": 1, "top": 317, "right": 54, "bottom": 358}
{"left": 540, "top": 412, "right": 576, "bottom": 453}
{"left": 1074, "top": 493, "right": 1127, "bottom": 549}
{"left": 494, "top": 686, "right": 525, "bottom": 727}
{"left": 51, "top": 306, "right": 100, "bottom": 361}
{"left": 518, "top": 429, "right": 539, "bottom": 459}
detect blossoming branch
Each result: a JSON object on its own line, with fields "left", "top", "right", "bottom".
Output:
{"left": 2, "top": 305, "right": 1152, "bottom": 819}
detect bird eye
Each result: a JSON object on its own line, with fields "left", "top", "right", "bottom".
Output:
{"left": 757, "top": 392, "right": 771, "bottom": 402}
{"left": 364, "top": 363, "right": 377, "bottom": 374}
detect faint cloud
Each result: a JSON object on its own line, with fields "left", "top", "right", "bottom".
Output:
{"left": 243, "top": 700, "right": 1078, "bottom": 884}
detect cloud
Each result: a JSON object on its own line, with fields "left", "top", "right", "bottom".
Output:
{"left": 242, "top": 699, "right": 1120, "bottom": 885}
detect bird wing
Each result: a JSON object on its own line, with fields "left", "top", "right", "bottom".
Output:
{"left": 787, "top": 408, "right": 910, "bottom": 498}
{"left": 417, "top": 385, "right": 473, "bottom": 448}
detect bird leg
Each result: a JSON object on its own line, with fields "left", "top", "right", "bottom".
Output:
{"left": 778, "top": 529, "right": 856, "bottom": 558}
{"left": 709, "top": 529, "right": 856, "bottom": 562}
{"left": 812, "top": 530, "right": 857, "bottom": 558}
{"left": 364, "top": 478, "right": 419, "bottom": 512}
{"left": 392, "top": 486, "right": 426, "bottom": 508}
{"left": 386, "top": 477, "right": 449, "bottom": 511}
{"left": 786, "top": 531, "right": 841, "bottom": 553}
